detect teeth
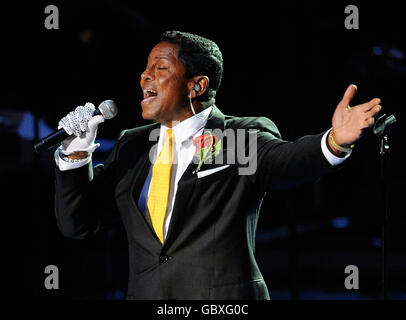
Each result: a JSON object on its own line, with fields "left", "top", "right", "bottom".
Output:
{"left": 144, "top": 89, "right": 157, "bottom": 96}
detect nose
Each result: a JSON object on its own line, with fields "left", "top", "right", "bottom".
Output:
{"left": 140, "top": 67, "right": 154, "bottom": 83}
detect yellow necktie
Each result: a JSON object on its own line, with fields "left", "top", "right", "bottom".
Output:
{"left": 147, "top": 129, "right": 174, "bottom": 243}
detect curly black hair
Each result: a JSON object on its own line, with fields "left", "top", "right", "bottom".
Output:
{"left": 160, "top": 30, "right": 223, "bottom": 106}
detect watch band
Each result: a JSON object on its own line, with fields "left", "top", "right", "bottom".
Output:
{"left": 328, "top": 130, "right": 354, "bottom": 153}
{"left": 59, "top": 153, "right": 89, "bottom": 163}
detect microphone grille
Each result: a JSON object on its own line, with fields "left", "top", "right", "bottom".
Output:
{"left": 98, "top": 100, "right": 118, "bottom": 119}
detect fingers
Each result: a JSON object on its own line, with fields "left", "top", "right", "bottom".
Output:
{"left": 58, "top": 116, "right": 72, "bottom": 135}
{"left": 353, "top": 97, "right": 382, "bottom": 130}
{"left": 88, "top": 115, "right": 104, "bottom": 132}
{"left": 365, "top": 116, "right": 375, "bottom": 127}
{"left": 361, "top": 97, "right": 381, "bottom": 112}
{"left": 340, "top": 84, "right": 358, "bottom": 109}
{"left": 341, "top": 84, "right": 380, "bottom": 113}
{"left": 58, "top": 103, "right": 99, "bottom": 136}
{"left": 362, "top": 102, "right": 382, "bottom": 129}
{"left": 365, "top": 104, "right": 382, "bottom": 118}
{"left": 363, "top": 106, "right": 380, "bottom": 128}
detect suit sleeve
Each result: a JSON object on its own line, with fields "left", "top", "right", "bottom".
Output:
{"left": 245, "top": 117, "right": 338, "bottom": 193}
{"left": 54, "top": 130, "right": 126, "bottom": 239}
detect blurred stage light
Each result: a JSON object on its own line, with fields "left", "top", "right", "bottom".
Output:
{"left": 331, "top": 217, "right": 350, "bottom": 229}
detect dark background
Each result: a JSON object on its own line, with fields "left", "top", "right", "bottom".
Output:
{"left": 0, "top": 0, "right": 404, "bottom": 300}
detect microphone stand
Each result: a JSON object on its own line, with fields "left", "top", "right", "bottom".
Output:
{"left": 373, "top": 113, "right": 397, "bottom": 300}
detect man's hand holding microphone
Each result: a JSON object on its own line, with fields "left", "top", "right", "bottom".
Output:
{"left": 58, "top": 102, "right": 105, "bottom": 161}
{"left": 33, "top": 100, "right": 117, "bottom": 168}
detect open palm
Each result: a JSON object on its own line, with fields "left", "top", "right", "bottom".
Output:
{"left": 332, "top": 84, "right": 381, "bottom": 146}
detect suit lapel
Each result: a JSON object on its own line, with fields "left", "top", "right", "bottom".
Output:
{"left": 125, "top": 124, "right": 164, "bottom": 248}
{"left": 163, "top": 106, "right": 226, "bottom": 249}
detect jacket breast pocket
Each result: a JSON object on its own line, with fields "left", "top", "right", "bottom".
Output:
{"left": 195, "top": 165, "right": 236, "bottom": 186}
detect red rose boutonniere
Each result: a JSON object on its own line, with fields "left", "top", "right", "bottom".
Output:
{"left": 192, "top": 133, "right": 222, "bottom": 174}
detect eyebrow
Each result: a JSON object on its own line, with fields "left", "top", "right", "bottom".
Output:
{"left": 146, "top": 55, "right": 170, "bottom": 64}
{"left": 147, "top": 55, "right": 169, "bottom": 60}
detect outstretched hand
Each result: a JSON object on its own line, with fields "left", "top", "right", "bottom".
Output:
{"left": 331, "top": 84, "right": 381, "bottom": 147}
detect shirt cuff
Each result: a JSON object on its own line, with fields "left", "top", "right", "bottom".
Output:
{"left": 321, "top": 129, "right": 352, "bottom": 166}
{"left": 54, "top": 146, "right": 91, "bottom": 171}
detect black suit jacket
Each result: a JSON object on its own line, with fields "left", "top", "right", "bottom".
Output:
{"left": 54, "top": 106, "right": 336, "bottom": 299}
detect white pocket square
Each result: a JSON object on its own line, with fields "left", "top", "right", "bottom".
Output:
{"left": 197, "top": 165, "right": 230, "bottom": 178}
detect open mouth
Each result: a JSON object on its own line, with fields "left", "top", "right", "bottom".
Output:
{"left": 142, "top": 89, "right": 158, "bottom": 103}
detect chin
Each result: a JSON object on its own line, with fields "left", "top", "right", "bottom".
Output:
{"left": 141, "top": 99, "right": 162, "bottom": 119}
{"left": 141, "top": 110, "right": 154, "bottom": 121}
{"left": 141, "top": 107, "right": 159, "bottom": 123}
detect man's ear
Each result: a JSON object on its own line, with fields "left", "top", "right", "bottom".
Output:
{"left": 189, "top": 76, "right": 210, "bottom": 98}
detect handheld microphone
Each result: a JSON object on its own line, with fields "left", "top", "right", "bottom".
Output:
{"left": 34, "top": 100, "right": 118, "bottom": 152}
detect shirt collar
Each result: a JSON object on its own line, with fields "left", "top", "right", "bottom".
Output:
{"left": 159, "top": 106, "right": 213, "bottom": 146}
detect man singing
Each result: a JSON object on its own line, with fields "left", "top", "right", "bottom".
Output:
{"left": 54, "top": 31, "right": 381, "bottom": 299}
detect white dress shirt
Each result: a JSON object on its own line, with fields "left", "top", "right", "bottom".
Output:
{"left": 55, "top": 107, "right": 350, "bottom": 240}
{"left": 143, "top": 106, "right": 213, "bottom": 240}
